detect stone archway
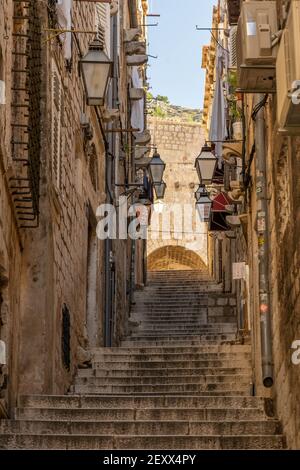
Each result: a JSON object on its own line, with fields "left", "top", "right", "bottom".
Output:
{"left": 147, "top": 245, "right": 207, "bottom": 272}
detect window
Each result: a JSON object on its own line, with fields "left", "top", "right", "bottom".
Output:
{"left": 61, "top": 304, "right": 71, "bottom": 372}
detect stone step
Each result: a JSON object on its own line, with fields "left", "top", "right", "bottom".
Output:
{"left": 127, "top": 334, "right": 238, "bottom": 342}
{"left": 132, "top": 315, "right": 236, "bottom": 321}
{"left": 77, "top": 367, "right": 252, "bottom": 378}
{"left": 91, "top": 345, "right": 252, "bottom": 354}
{"left": 133, "top": 303, "right": 234, "bottom": 308}
{"left": 144, "top": 290, "right": 223, "bottom": 294}
{"left": 133, "top": 315, "right": 235, "bottom": 320}
{"left": 126, "top": 341, "right": 237, "bottom": 347}
{"left": 74, "top": 374, "right": 252, "bottom": 386}
{"left": 131, "top": 315, "right": 233, "bottom": 320}
{"left": 131, "top": 334, "right": 237, "bottom": 339}
{"left": 129, "top": 334, "right": 238, "bottom": 341}
{"left": 92, "top": 352, "right": 251, "bottom": 361}
{"left": 143, "top": 287, "right": 222, "bottom": 292}
{"left": 134, "top": 319, "right": 237, "bottom": 325}
{"left": 92, "top": 360, "right": 251, "bottom": 370}
{"left": 132, "top": 323, "right": 236, "bottom": 331}
{"left": 147, "top": 285, "right": 216, "bottom": 289}
{"left": 0, "top": 434, "right": 285, "bottom": 450}
{"left": 136, "top": 292, "right": 233, "bottom": 296}
{"left": 130, "top": 315, "right": 208, "bottom": 320}
{"left": 131, "top": 309, "right": 226, "bottom": 314}
{"left": 131, "top": 326, "right": 237, "bottom": 333}
{"left": 147, "top": 276, "right": 212, "bottom": 279}
{"left": 137, "top": 295, "right": 235, "bottom": 300}
{"left": 19, "top": 395, "right": 272, "bottom": 410}
{"left": 146, "top": 280, "right": 220, "bottom": 284}
{"left": 121, "top": 339, "right": 241, "bottom": 347}
{"left": 131, "top": 309, "right": 232, "bottom": 314}
{"left": 15, "top": 407, "right": 268, "bottom": 422}
{"left": 134, "top": 322, "right": 236, "bottom": 327}
{"left": 147, "top": 283, "right": 215, "bottom": 286}
{"left": 75, "top": 390, "right": 249, "bottom": 397}
{"left": 0, "top": 419, "right": 282, "bottom": 436}
{"left": 72, "top": 383, "right": 252, "bottom": 395}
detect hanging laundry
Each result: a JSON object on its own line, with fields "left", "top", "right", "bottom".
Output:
{"left": 56, "top": 0, "right": 73, "bottom": 60}
{"left": 209, "top": 44, "right": 229, "bottom": 167}
{"left": 131, "top": 66, "right": 144, "bottom": 134}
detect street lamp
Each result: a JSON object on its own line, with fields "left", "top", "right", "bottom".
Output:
{"left": 154, "top": 181, "right": 166, "bottom": 200}
{"left": 195, "top": 144, "right": 217, "bottom": 185}
{"left": 195, "top": 184, "right": 204, "bottom": 202}
{"left": 148, "top": 149, "right": 166, "bottom": 185}
{"left": 80, "top": 38, "right": 112, "bottom": 106}
{"left": 195, "top": 185, "right": 212, "bottom": 223}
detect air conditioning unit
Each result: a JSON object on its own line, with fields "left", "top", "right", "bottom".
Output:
{"left": 277, "top": 1, "right": 300, "bottom": 134}
{"left": 237, "top": 1, "right": 278, "bottom": 92}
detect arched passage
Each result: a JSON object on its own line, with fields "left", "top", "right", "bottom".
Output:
{"left": 147, "top": 245, "right": 207, "bottom": 272}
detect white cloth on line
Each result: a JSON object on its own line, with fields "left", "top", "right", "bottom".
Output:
{"left": 56, "top": 0, "right": 73, "bottom": 60}
{"left": 131, "top": 66, "right": 144, "bottom": 133}
{"left": 209, "top": 44, "right": 228, "bottom": 166}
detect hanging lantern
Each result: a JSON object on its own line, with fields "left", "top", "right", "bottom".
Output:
{"left": 148, "top": 149, "right": 166, "bottom": 184}
{"left": 195, "top": 185, "right": 212, "bottom": 223}
{"left": 195, "top": 144, "right": 218, "bottom": 185}
{"left": 154, "top": 181, "right": 167, "bottom": 200}
{"left": 80, "top": 38, "right": 112, "bottom": 106}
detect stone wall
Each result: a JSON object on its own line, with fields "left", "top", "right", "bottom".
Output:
{"left": 0, "top": 0, "right": 23, "bottom": 415}
{"left": 147, "top": 117, "right": 207, "bottom": 270}
{"left": 202, "top": 0, "right": 300, "bottom": 448}
{"left": 267, "top": 128, "right": 300, "bottom": 449}
{"left": 240, "top": 0, "right": 300, "bottom": 445}
{"left": 245, "top": 2, "right": 300, "bottom": 447}
{"left": 16, "top": 2, "right": 108, "bottom": 396}
{"left": 0, "top": 0, "right": 142, "bottom": 403}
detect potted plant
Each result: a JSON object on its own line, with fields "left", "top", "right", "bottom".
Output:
{"left": 228, "top": 99, "right": 243, "bottom": 140}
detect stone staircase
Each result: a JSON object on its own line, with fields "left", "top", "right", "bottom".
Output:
{"left": 0, "top": 270, "right": 285, "bottom": 449}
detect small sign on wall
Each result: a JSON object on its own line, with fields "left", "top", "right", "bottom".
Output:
{"left": 233, "top": 262, "right": 247, "bottom": 280}
{"left": 0, "top": 80, "right": 5, "bottom": 105}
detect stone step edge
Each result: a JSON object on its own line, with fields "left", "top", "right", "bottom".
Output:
{"left": 15, "top": 407, "right": 267, "bottom": 413}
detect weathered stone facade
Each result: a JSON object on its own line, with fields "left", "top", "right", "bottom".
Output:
{"left": 0, "top": 0, "right": 25, "bottom": 416}
{"left": 240, "top": 1, "right": 300, "bottom": 448}
{"left": 261, "top": 112, "right": 300, "bottom": 449}
{"left": 202, "top": 0, "right": 300, "bottom": 449}
{"left": 0, "top": 0, "right": 149, "bottom": 414}
{"left": 147, "top": 117, "right": 207, "bottom": 270}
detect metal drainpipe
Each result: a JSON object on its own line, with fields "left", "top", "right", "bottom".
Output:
{"left": 254, "top": 93, "right": 274, "bottom": 388}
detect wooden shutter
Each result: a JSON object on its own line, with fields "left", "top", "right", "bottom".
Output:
{"left": 95, "top": 2, "right": 111, "bottom": 56}
{"left": 229, "top": 26, "right": 238, "bottom": 68}
{"left": 51, "top": 59, "right": 63, "bottom": 190}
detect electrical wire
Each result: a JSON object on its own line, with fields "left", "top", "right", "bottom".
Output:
{"left": 242, "top": 94, "right": 269, "bottom": 188}
{"left": 244, "top": 143, "right": 256, "bottom": 188}
{"left": 251, "top": 94, "right": 269, "bottom": 121}
{"left": 210, "top": 31, "right": 229, "bottom": 53}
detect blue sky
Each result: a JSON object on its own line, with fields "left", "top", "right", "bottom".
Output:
{"left": 147, "top": 0, "right": 217, "bottom": 109}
